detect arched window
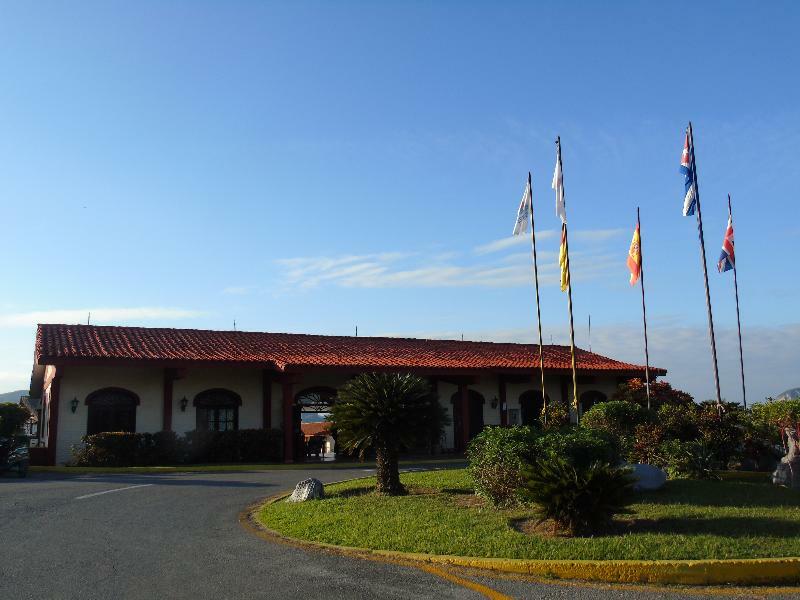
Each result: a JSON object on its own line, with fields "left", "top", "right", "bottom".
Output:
{"left": 580, "top": 390, "right": 607, "bottom": 416}
{"left": 194, "top": 388, "right": 241, "bottom": 432}
{"left": 86, "top": 388, "right": 139, "bottom": 435}
{"left": 518, "top": 390, "right": 548, "bottom": 427}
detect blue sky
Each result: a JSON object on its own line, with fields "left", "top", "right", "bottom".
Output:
{"left": 1, "top": 1, "right": 798, "bottom": 404}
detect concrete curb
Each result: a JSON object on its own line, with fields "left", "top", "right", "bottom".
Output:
{"left": 250, "top": 487, "right": 800, "bottom": 586}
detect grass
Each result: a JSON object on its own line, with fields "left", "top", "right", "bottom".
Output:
{"left": 31, "top": 456, "right": 465, "bottom": 475}
{"left": 258, "top": 468, "right": 800, "bottom": 561}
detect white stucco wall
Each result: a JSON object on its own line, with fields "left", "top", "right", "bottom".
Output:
{"left": 50, "top": 364, "right": 627, "bottom": 463}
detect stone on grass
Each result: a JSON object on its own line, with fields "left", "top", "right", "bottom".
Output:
{"left": 773, "top": 428, "right": 800, "bottom": 490}
{"left": 286, "top": 478, "right": 325, "bottom": 502}
{"left": 628, "top": 463, "right": 667, "bottom": 491}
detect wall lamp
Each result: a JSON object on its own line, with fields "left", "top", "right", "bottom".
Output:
{"left": 180, "top": 397, "right": 189, "bottom": 412}
{"left": 70, "top": 397, "right": 79, "bottom": 413}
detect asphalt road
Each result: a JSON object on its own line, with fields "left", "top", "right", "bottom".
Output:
{"left": 0, "top": 468, "right": 794, "bottom": 600}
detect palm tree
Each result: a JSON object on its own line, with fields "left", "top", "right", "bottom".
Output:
{"left": 331, "top": 372, "right": 447, "bottom": 495}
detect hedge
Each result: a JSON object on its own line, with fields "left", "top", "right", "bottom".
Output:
{"left": 72, "top": 428, "right": 283, "bottom": 467}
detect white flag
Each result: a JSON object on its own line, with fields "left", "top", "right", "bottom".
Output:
{"left": 512, "top": 179, "right": 531, "bottom": 236}
{"left": 552, "top": 147, "right": 566, "bottom": 224}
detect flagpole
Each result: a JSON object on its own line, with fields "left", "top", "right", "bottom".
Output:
{"left": 637, "top": 206, "right": 652, "bottom": 410}
{"left": 688, "top": 122, "right": 723, "bottom": 410}
{"left": 729, "top": 194, "right": 747, "bottom": 409}
{"left": 527, "top": 171, "right": 549, "bottom": 423}
{"left": 557, "top": 137, "right": 580, "bottom": 423}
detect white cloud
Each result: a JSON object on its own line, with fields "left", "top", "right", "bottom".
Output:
{"left": 571, "top": 228, "right": 626, "bottom": 242}
{"left": 0, "top": 307, "right": 205, "bottom": 328}
{"left": 221, "top": 286, "right": 252, "bottom": 295}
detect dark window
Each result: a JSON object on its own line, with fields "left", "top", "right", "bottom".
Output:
{"left": 194, "top": 389, "right": 241, "bottom": 432}
{"left": 580, "top": 390, "right": 607, "bottom": 416}
{"left": 519, "top": 390, "right": 548, "bottom": 427}
{"left": 86, "top": 388, "right": 139, "bottom": 435}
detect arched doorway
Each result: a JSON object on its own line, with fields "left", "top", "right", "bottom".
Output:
{"left": 194, "top": 388, "right": 241, "bottom": 431}
{"left": 580, "top": 390, "right": 607, "bottom": 416}
{"left": 450, "top": 390, "right": 485, "bottom": 450}
{"left": 294, "top": 387, "right": 337, "bottom": 461}
{"left": 85, "top": 388, "right": 139, "bottom": 435}
{"left": 518, "top": 390, "right": 547, "bottom": 428}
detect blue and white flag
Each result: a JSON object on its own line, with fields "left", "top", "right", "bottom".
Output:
{"left": 512, "top": 178, "right": 531, "bottom": 236}
{"left": 680, "top": 132, "right": 697, "bottom": 216}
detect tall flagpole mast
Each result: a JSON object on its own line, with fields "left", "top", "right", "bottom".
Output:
{"left": 527, "top": 171, "right": 549, "bottom": 423}
{"left": 557, "top": 137, "right": 580, "bottom": 423}
{"left": 637, "top": 206, "right": 652, "bottom": 409}
{"left": 729, "top": 194, "right": 747, "bottom": 409}
{"left": 688, "top": 122, "right": 723, "bottom": 410}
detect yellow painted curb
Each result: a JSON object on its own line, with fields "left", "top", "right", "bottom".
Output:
{"left": 250, "top": 490, "right": 800, "bottom": 586}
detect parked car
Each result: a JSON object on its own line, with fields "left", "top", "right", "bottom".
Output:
{"left": 0, "top": 437, "right": 29, "bottom": 477}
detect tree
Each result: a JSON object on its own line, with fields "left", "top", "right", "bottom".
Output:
{"left": 0, "top": 402, "right": 31, "bottom": 438}
{"left": 331, "top": 372, "right": 448, "bottom": 495}
{"left": 610, "top": 378, "right": 694, "bottom": 410}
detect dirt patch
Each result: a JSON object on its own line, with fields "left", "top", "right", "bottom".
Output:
{"left": 452, "top": 494, "right": 488, "bottom": 509}
{"left": 510, "top": 517, "right": 570, "bottom": 538}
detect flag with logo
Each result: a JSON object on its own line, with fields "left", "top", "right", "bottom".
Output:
{"left": 627, "top": 224, "right": 642, "bottom": 285}
{"left": 680, "top": 131, "right": 697, "bottom": 216}
{"left": 512, "top": 178, "right": 532, "bottom": 236}
{"left": 717, "top": 215, "right": 735, "bottom": 272}
{"left": 559, "top": 225, "right": 569, "bottom": 291}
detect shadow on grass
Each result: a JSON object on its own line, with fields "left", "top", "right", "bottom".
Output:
{"left": 616, "top": 515, "right": 800, "bottom": 538}
{"left": 636, "top": 480, "right": 800, "bottom": 509}
{"left": 441, "top": 487, "right": 473, "bottom": 495}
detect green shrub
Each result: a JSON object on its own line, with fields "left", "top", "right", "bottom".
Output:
{"left": 659, "top": 439, "right": 719, "bottom": 480}
{"left": 466, "top": 425, "right": 538, "bottom": 507}
{"left": 184, "top": 429, "right": 283, "bottom": 463}
{"left": 630, "top": 423, "right": 667, "bottom": 466}
{"left": 657, "top": 403, "right": 700, "bottom": 442}
{"left": 581, "top": 400, "right": 652, "bottom": 458}
{"left": 751, "top": 397, "right": 800, "bottom": 430}
{"left": 72, "top": 431, "right": 182, "bottom": 467}
{"left": 520, "top": 457, "right": 635, "bottom": 536}
{"left": 611, "top": 378, "right": 694, "bottom": 409}
{"left": 72, "top": 429, "right": 282, "bottom": 466}
{"left": 532, "top": 428, "right": 619, "bottom": 469}
{"left": 540, "top": 399, "right": 570, "bottom": 430}
{"left": 0, "top": 402, "right": 31, "bottom": 437}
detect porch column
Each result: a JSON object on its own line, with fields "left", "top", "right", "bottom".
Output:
{"left": 499, "top": 375, "right": 507, "bottom": 426}
{"left": 47, "top": 372, "right": 62, "bottom": 466}
{"left": 162, "top": 369, "right": 174, "bottom": 431}
{"left": 262, "top": 370, "right": 274, "bottom": 429}
{"left": 282, "top": 378, "right": 294, "bottom": 463}
{"left": 459, "top": 383, "right": 470, "bottom": 451}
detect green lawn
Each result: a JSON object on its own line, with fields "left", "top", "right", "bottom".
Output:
{"left": 258, "top": 468, "right": 800, "bottom": 561}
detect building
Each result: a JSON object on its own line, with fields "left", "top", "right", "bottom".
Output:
{"left": 29, "top": 323, "right": 665, "bottom": 465}
{"left": 300, "top": 421, "right": 334, "bottom": 458}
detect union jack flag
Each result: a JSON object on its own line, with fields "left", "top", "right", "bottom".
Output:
{"left": 680, "top": 132, "right": 697, "bottom": 216}
{"left": 717, "top": 215, "right": 735, "bottom": 272}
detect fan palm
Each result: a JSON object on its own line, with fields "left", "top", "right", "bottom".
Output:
{"left": 331, "top": 372, "right": 447, "bottom": 495}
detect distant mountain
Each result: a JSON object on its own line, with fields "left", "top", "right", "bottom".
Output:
{"left": 0, "top": 389, "right": 27, "bottom": 404}
{"left": 777, "top": 388, "right": 800, "bottom": 401}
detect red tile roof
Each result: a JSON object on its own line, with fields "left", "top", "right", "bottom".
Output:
{"left": 301, "top": 422, "right": 332, "bottom": 437}
{"left": 35, "top": 324, "right": 665, "bottom": 375}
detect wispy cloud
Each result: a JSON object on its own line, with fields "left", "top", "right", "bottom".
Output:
{"left": 473, "top": 228, "right": 622, "bottom": 256}
{"left": 276, "top": 247, "right": 616, "bottom": 290}
{"left": 0, "top": 307, "right": 205, "bottom": 327}
{"left": 221, "top": 286, "right": 253, "bottom": 296}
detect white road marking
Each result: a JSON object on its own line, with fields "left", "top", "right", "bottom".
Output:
{"left": 75, "top": 484, "right": 153, "bottom": 500}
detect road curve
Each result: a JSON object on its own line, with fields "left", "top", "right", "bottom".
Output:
{"left": 0, "top": 469, "right": 790, "bottom": 599}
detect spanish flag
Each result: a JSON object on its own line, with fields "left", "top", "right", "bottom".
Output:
{"left": 627, "top": 224, "right": 641, "bottom": 286}
{"left": 559, "top": 224, "right": 569, "bottom": 292}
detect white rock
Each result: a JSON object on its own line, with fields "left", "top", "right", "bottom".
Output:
{"left": 628, "top": 463, "right": 667, "bottom": 491}
{"left": 286, "top": 478, "right": 325, "bottom": 502}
